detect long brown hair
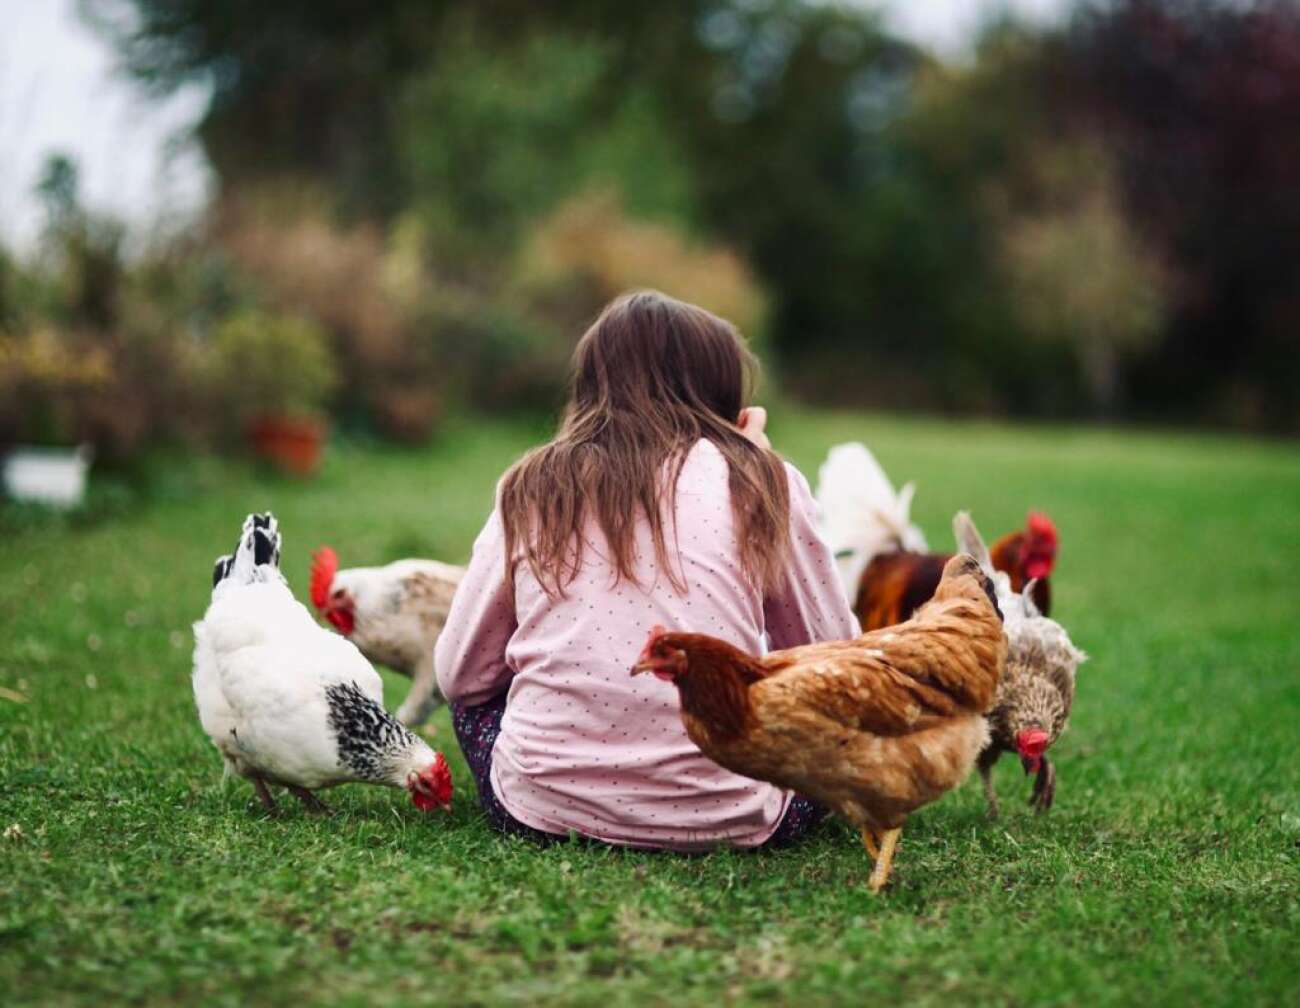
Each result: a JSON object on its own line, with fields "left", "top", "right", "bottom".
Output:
{"left": 500, "top": 290, "right": 791, "bottom": 598}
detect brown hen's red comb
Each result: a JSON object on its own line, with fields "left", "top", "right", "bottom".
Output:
{"left": 309, "top": 547, "right": 338, "bottom": 610}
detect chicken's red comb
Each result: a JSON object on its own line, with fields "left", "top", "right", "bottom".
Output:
{"left": 1027, "top": 511, "right": 1057, "bottom": 545}
{"left": 310, "top": 547, "right": 338, "bottom": 610}
{"left": 1016, "top": 727, "right": 1050, "bottom": 758}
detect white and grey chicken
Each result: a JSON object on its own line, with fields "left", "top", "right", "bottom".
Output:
{"left": 815, "top": 441, "right": 928, "bottom": 601}
{"left": 953, "top": 511, "right": 1086, "bottom": 816}
{"left": 192, "top": 513, "right": 453, "bottom": 815}
{"left": 308, "top": 547, "right": 464, "bottom": 726}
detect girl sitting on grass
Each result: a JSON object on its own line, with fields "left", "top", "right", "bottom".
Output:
{"left": 435, "top": 290, "right": 857, "bottom": 849}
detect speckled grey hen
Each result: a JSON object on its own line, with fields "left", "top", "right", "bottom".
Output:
{"left": 309, "top": 549, "right": 464, "bottom": 726}
{"left": 953, "top": 512, "right": 1086, "bottom": 816}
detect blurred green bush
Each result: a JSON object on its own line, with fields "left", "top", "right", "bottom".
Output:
{"left": 208, "top": 309, "right": 337, "bottom": 422}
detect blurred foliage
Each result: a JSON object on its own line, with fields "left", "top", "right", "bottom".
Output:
{"left": 32, "top": 0, "right": 1300, "bottom": 442}
{"left": 214, "top": 188, "right": 444, "bottom": 440}
{"left": 397, "top": 28, "right": 697, "bottom": 261}
{"left": 518, "top": 189, "right": 767, "bottom": 357}
{"left": 995, "top": 140, "right": 1167, "bottom": 416}
{"left": 1, "top": 157, "right": 212, "bottom": 457}
{"left": 1063, "top": 0, "right": 1300, "bottom": 431}
{"left": 208, "top": 309, "right": 337, "bottom": 421}
{"left": 0, "top": 325, "right": 114, "bottom": 446}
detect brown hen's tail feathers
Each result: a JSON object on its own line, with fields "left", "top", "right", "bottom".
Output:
{"left": 951, "top": 512, "right": 994, "bottom": 575}
{"left": 872, "top": 555, "right": 1007, "bottom": 715}
{"left": 932, "top": 552, "right": 1003, "bottom": 623}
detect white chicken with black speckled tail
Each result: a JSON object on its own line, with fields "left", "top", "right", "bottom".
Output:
{"left": 192, "top": 512, "right": 453, "bottom": 816}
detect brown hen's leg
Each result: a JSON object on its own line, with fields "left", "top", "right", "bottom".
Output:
{"left": 867, "top": 828, "right": 902, "bottom": 893}
{"left": 981, "top": 763, "right": 1000, "bottom": 820}
{"left": 977, "top": 748, "right": 1001, "bottom": 819}
{"left": 861, "top": 828, "right": 880, "bottom": 859}
{"left": 288, "top": 785, "right": 330, "bottom": 814}
{"left": 251, "top": 777, "right": 278, "bottom": 815}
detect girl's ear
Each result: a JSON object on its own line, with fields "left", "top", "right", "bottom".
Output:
{"left": 737, "top": 407, "right": 770, "bottom": 449}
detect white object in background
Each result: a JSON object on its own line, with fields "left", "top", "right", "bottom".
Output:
{"left": 2, "top": 445, "right": 93, "bottom": 508}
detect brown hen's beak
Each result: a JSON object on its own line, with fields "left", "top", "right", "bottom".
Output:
{"left": 630, "top": 658, "right": 654, "bottom": 676}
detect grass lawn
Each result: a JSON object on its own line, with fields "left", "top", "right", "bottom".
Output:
{"left": 1, "top": 409, "right": 1297, "bottom": 1006}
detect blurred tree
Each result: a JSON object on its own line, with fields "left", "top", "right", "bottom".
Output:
{"left": 34, "top": 153, "right": 126, "bottom": 332}
{"left": 996, "top": 142, "right": 1166, "bottom": 416}
{"left": 823, "top": 25, "right": 1074, "bottom": 416}
{"left": 517, "top": 187, "right": 768, "bottom": 354}
{"left": 36, "top": 154, "right": 80, "bottom": 230}
{"left": 1066, "top": 0, "right": 1300, "bottom": 430}
{"left": 396, "top": 26, "right": 696, "bottom": 268}
{"left": 88, "top": 0, "right": 919, "bottom": 360}
{"left": 0, "top": 246, "right": 14, "bottom": 331}
{"left": 86, "top": 0, "right": 1300, "bottom": 431}
{"left": 646, "top": 2, "right": 920, "bottom": 363}
{"left": 82, "top": 0, "right": 447, "bottom": 217}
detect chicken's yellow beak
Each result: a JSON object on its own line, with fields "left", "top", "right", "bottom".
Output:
{"left": 631, "top": 651, "right": 686, "bottom": 681}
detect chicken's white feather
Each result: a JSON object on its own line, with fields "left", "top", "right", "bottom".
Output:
{"left": 192, "top": 514, "right": 440, "bottom": 805}
{"left": 815, "top": 442, "right": 928, "bottom": 601}
{"left": 315, "top": 555, "right": 464, "bottom": 725}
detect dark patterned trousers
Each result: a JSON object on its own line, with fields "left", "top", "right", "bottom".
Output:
{"left": 450, "top": 691, "right": 829, "bottom": 848}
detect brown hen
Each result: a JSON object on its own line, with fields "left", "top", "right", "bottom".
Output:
{"left": 633, "top": 554, "right": 1006, "bottom": 892}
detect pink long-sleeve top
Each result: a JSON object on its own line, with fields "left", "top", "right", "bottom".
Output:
{"left": 434, "top": 439, "right": 859, "bottom": 850}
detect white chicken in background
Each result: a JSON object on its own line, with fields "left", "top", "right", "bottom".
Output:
{"left": 815, "top": 441, "right": 928, "bottom": 602}
{"left": 192, "top": 513, "right": 453, "bottom": 815}
{"left": 309, "top": 548, "right": 464, "bottom": 726}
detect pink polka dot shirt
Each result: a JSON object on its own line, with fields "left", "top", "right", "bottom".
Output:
{"left": 434, "top": 440, "right": 859, "bottom": 850}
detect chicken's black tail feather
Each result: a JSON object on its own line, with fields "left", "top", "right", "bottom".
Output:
{"left": 212, "top": 512, "right": 282, "bottom": 587}
{"left": 212, "top": 555, "right": 234, "bottom": 587}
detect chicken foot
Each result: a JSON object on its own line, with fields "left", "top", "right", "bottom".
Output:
{"left": 251, "top": 777, "right": 279, "bottom": 815}
{"left": 861, "top": 828, "right": 879, "bottom": 859}
{"left": 395, "top": 652, "right": 444, "bottom": 727}
{"left": 867, "top": 828, "right": 902, "bottom": 893}
{"left": 1029, "top": 756, "right": 1055, "bottom": 813}
{"left": 287, "top": 785, "right": 331, "bottom": 815}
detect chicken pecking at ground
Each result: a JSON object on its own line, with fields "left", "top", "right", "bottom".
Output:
{"left": 193, "top": 513, "right": 453, "bottom": 816}
{"left": 632, "top": 553, "right": 1006, "bottom": 892}
{"left": 816, "top": 441, "right": 1058, "bottom": 629}
{"left": 953, "top": 511, "right": 1086, "bottom": 816}
{"left": 309, "top": 548, "right": 465, "bottom": 726}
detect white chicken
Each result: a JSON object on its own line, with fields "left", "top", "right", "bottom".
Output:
{"left": 308, "top": 547, "right": 464, "bottom": 725}
{"left": 192, "top": 513, "right": 453, "bottom": 815}
{"left": 815, "top": 441, "right": 928, "bottom": 600}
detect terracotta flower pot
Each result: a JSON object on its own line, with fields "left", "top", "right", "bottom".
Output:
{"left": 247, "top": 415, "right": 328, "bottom": 476}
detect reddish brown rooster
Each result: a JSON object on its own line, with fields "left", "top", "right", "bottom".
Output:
{"left": 814, "top": 441, "right": 1057, "bottom": 631}
{"left": 632, "top": 554, "right": 1006, "bottom": 892}
{"left": 855, "top": 512, "right": 1057, "bottom": 631}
